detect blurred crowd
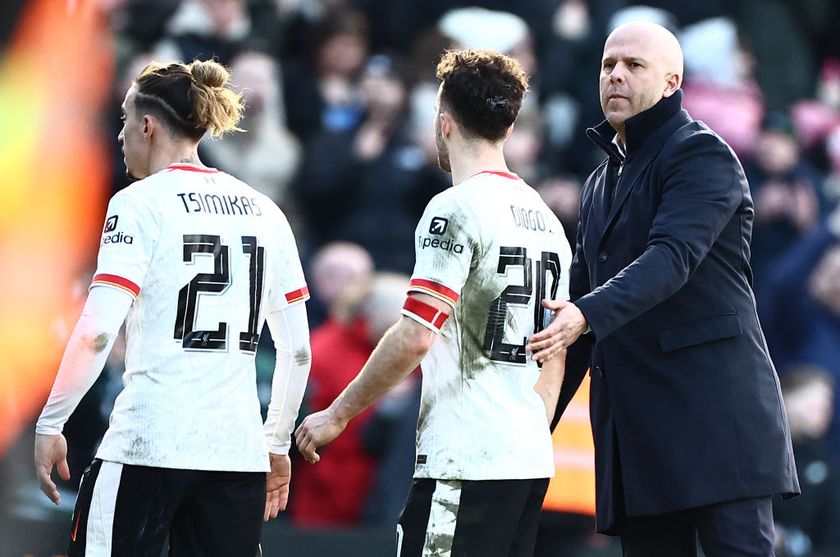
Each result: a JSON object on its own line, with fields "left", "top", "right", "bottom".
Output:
{"left": 49, "top": 0, "right": 840, "bottom": 555}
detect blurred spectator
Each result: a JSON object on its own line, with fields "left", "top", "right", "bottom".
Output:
{"left": 291, "top": 272, "right": 408, "bottom": 528}
{"left": 793, "top": 60, "right": 840, "bottom": 211}
{"left": 307, "top": 241, "right": 374, "bottom": 328}
{"left": 792, "top": 60, "right": 840, "bottom": 155}
{"left": 536, "top": 0, "right": 617, "bottom": 177}
{"left": 734, "top": 0, "right": 818, "bottom": 111}
{"left": 774, "top": 367, "right": 840, "bottom": 557}
{"left": 297, "top": 54, "right": 432, "bottom": 272}
{"left": 153, "top": 0, "right": 251, "bottom": 64}
{"left": 680, "top": 17, "right": 764, "bottom": 159}
{"left": 201, "top": 49, "right": 301, "bottom": 205}
{"left": 746, "top": 112, "right": 825, "bottom": 275}
{"left": 107, "top": 0, "right": 179, "bottom": 68}
{"left": 284, "top": 8, "right": 369, "bottom": 143}
{"left": 505, "top": 104, "right": 545, "bottom": 185}
{"left": 759, "top": 207, "right": 840, "bottom": 455}
{"left": 537, "top": 176, "right": 583, "bottom": 246}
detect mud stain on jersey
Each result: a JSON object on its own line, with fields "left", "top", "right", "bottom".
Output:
{"left": 91, "top": 333, "right": 110, "bottom": 353}
{"left": 294, "top": 348, "right": 311, "bottom": 367}
{"left": 125, "top": 436, "right": 151, "bottom": 461}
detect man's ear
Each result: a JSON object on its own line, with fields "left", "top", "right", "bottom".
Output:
{"left": 662, "top": 72, "right": 682, "bottom": 98}
{"left": 142, "top": 115, "right": 153, "bottom": 138}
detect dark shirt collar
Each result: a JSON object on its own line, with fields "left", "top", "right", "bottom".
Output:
{"left": 587, "top": 89, "right": 684, "bottom": 161}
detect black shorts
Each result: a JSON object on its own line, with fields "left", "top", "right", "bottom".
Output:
{"left": 397, "top": 477, "right": 550, "bottom": 557}
{"left": 67, "top": 459, "right": 265, "bottom": 557}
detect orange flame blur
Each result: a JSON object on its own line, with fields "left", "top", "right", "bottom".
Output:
{"left": 0, "top": 0, "right": 113, "bottom": 454}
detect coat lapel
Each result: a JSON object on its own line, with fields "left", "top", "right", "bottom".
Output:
{"left": 596, "top": 108, "right": 694, "bottom": 243}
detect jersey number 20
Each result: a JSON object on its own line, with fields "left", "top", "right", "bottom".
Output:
{"left": 173, "top": 234, "right": 264, "bottom": 353}
{"left": 483, "top": 246, "right": 561, "bottom": 364}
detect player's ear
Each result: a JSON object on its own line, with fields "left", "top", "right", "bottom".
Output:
{"left": 441, "top": 113, "right": 452, "bottom": 138}
{"left": 502, "top": 123, "right": 514, "bottom": 141}
{"left": 142, "top": 115, "right": 152, "bottom": 138}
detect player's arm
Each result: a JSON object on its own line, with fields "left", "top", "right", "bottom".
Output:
{"left": 262, "top": 302, "right": 311, "bottom": 521}
{"left": 294, "top": 292, "right": 447, "bottom": 464}
{"left": 533, "top": 348, "right": 567, "bottom": 424}
{"left": 35, "top": 285, "right": 133, "bottom": 504}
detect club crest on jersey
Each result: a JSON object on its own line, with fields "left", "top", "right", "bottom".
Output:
{"left": 429, "top": 217, "right": 448, "bottom": 235}
{"left": 104, "top": 215, "right": 118, "bottom": 233}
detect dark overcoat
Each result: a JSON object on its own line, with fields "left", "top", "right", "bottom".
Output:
{"left": 554, "top": 90, "right": 800, "bottom": 534}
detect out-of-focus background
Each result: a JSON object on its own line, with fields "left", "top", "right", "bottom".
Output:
{"left": 2, "top": 0, "right": 840, "bottom": 555}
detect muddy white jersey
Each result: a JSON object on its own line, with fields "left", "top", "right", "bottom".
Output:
{"left": 92, "top": 164, "right": 308, "bottom": 472}
{"left": 405, "top": 171, "right": 572, "bottom": 480}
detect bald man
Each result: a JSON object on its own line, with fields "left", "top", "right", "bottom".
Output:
{"left": 529, "top": 22, "right": 799, "bottom": 556}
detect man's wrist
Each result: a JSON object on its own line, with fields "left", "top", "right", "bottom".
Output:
{"left": 328, "top": 400, "right": 353, "bottom": 425}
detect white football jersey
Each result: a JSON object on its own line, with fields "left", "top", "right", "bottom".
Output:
{"left": 405, "top": 170, "right": 572, "bottom": 480}
{"left": 91, "top": 163, "right": 308, "bottom": 472}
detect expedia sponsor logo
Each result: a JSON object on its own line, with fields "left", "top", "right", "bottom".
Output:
{"left": 102, "top": 231, "right": 134, "bottom": 245}
{"left": 104, "top": 215, "right": 118, "bottom": 233}
{"left": 420, "top": 236, "right": 464, "bottom": 254}
{"left": 429, "top": 217, "right": 448, "bottom": 235}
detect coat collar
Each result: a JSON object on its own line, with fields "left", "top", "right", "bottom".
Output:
{"left": 587, "top": 89, "right": 685, "bottom": 161}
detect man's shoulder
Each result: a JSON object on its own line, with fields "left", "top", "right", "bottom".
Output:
{"left": 658, "top": 120, "right": 739, "bottom": 172}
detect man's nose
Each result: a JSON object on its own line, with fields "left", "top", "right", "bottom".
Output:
{"left": 609, "top": 67, "right": 625, "bottom": 83}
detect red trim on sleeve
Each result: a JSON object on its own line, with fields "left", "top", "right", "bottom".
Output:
{"left": 91, "top": 273, "right": 141, "bottom": 297}
{"left": 166, "top": 164, "right": 219, "bottom": 173}
{"left": 403, "top": 297, "right": 449, "bottom": 331}
{"left": 284, "top": 285, "right": 310, "bottom": 304}
{"left": 408, "top": 279, "right": 460, "bottom": 305}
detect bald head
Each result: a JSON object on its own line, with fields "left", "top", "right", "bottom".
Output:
{"left": 608, "top": 22, "right": 683, "bottom": 76}
{"left": 600, "top": 21, "right": 684, "bottom": 141}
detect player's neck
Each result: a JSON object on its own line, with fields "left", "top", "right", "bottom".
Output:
{"left": 147, "top": 143, "right": 203, "bottom": 176}
{"left": 449, "top": 143, "right": 510, "bottom": 186}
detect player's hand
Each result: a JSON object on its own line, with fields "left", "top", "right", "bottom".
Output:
{"left": 264, "top": 453, "right": 291, "bottom": 521}
{"left": 34, "top": 433, "right": 70, "bottom": 505}
{"left": 527, "top": 300, "right": 588, "bottom": 362}
{"left": 294, "top": 408, "right": 347, "bottom": 464}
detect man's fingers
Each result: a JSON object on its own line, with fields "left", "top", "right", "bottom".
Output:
{"left": 529, "top": 327, "right": 555, "bottom": 344}
{"left": 277, "top": 484, "right": 289, "bottom": 511}
{"left": 296, "top": 435, "right": 319, "bottom": 464}
{"left": 542, "top": 299, "right": 569, "bottom": 311}
{"left": 57, "top": 458, "right": 71, "bottom": 482}
{"left": 36, "top": 468, "right": 60, "bottom": 505}
{"left": 263, "top": 497, "right": 272, "bottom": 522}
{"left": 534, "top": 344, "right": 564, "bottom": 363}
{"left": 528, "top": 330, "right": 563, "bottom": 353}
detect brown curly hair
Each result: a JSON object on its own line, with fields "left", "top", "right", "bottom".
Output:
{"left": 133, "top": 59, "right": 244, "bottom": 141}
{"left": 435, "top": 49, "right": 529, "bottom": 142}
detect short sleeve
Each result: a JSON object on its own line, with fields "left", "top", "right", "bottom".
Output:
{"left": 408, "top": 193, "right": 478, "bottom": 309}
{"left": 90, "top": 191, "right": 159, "bottom": 299}
{"left": 265, "top": 209, "right": 309, "bottom": 313}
